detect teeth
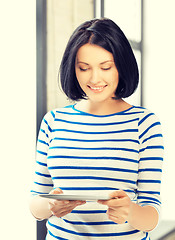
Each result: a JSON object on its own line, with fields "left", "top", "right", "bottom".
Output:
{"left": 90, "top": 86, "right": 104, "bottom": 90}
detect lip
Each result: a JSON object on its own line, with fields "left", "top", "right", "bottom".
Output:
{"left": 88, "top": 85, "right": 107, "bottom": 93}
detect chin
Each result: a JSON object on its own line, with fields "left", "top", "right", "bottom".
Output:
{"left": 88, "top": 97, "right": 111, "bottom": 104}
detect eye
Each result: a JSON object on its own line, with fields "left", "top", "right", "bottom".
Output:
{"left": 102, "top": 67, "right": 111, "bottom": 71}
{"left": 79, "top": 67, "right": 89, "bottom": 72}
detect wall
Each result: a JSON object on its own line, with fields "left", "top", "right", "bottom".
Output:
{"left": 104, "top": 0, "right": 142, "bottom": 107}
{"left": 0, "top": 1, "right": 94, "bottom": 238}
{"left": 0, "top": 0, "right": 36, "bottom": 239}
{"left": 144, "top": 0, "right": 175, "bottom": 220}
{"left": 46, "top": 0, "right": 94, "bottom": 111}
{"left": 104, "top": 0, "right": 175, "bottom": 222}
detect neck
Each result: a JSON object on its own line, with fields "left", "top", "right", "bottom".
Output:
{"left": 76, "top": 99, "right": 132, "bottom": 115}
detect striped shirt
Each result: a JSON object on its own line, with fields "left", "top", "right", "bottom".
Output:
{"left": 31, "top": 104, "right": 164, "bottom": 240}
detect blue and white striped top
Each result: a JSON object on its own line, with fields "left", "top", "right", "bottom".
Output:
{"left": 31, "top": 104, "right": 164, "bottom": 240}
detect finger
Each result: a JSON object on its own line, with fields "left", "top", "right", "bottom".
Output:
{"left": 98, "top": 190, "right": 126, "bottom": 205}
{"left": 49, "top": 200, "right": 69, "bottom": 211}
{"left": 50, "top": 200, "right": 85, "bottom": 214}
{"left": 54, "top": 205, "right": 74, "bottom": 214}
{"left": 108, "top": 213, "right": 126, "bottom": 224}
{"left": 98, "top": 190, "right": 128, "bottom": 206}
{"left": 98, "top": 198, "right": 119, "bottom": 207}
{"left": 51, "top": 204, "right": 72, "bottom": 216}
{"left": 54, "top": 208, "right": 73, "bottom": 218}
{"left": 52, "top": 202, "right": 81, "bottom": 218}
{"left": 70, "top": 200, "right": 86, "bottom": 206}
{"left": 109, "top": 190, "right": 127, "bottom": 199}
{"left": 48, "top": 199, "right": 69, "bottom": 209}
{"left": 107, "top": 209, "right": 126, "bottom": 224}
{"left": 51, "top": 209, "right": 68, "bottom": 218}
{"left": 64, "top": 201, "right": 86, "bottom": 210}
{"left": 100, "top": 197, "right": 130, "bottom": 209}
{"left": 50, "top": 188, "right": 63, "bottom": 194}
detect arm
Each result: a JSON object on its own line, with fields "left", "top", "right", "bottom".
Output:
{"left": 29, "top": 112, "right": 54, "bottom": 220}
{"left": 29, "top": 188, "right": 86, "bottom": 220}
{"left": 98, "top": 190, "right": 158, "bottom": 232}
{"left": 98, "top": 110, "right": 163, "bottom": 232}
{"left": 29, "top": 112, "right": 85, "bottom": 220}
{"left": 29, "top": 195, "right": 53, "bottom": 220}
{"left": 128, "top": 202, "right": 158, "bottom": 231}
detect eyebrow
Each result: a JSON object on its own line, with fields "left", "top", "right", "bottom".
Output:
{"left": 77, "top": 60, "right": 114, "bottom": 65}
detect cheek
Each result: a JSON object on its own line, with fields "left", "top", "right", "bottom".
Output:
{"left": 76, "top": 71, "right": 89, "bottom": 85}
{"left": 75, "top": 73, "right": 87, "bottom": 90}
{"left": 106, "top": 72, "right": 119, "bottom": 85}
{"left": 112, "top": 71, "right": 119, "bottom": 84}
{"left": 75, "top": 70, "right": 82, "bottom": 85}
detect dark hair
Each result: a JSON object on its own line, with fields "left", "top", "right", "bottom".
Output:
{"left": 59, "top": 18, "right": 139, "bottom": 100}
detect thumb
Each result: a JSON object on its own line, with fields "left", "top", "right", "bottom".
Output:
{"left": 109, "top": 190, "right": 127, "bottom": 199}
{"left": 50, "top": 188, "right": 63, "bottom": 194}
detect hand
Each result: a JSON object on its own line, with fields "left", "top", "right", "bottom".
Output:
{"left": 48, "top": 188, "right": 86, "bottom": 218}
{"left": 98, "top": 190, "right": 132, "bottom": 224}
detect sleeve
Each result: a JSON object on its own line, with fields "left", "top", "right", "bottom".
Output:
{"left": 30, "top": 111, "right": 55, "bottom": 196}
{"left": 137, "top": 110, "right": 164, "bottom": 215}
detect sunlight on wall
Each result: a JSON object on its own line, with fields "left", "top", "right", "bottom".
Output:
{"left": 144, "top": 0, "right": 175, "bottom": 221}
{"left": 104, "top": 0, "right": 175, "bottom": 221}
{"left": 104, "top": 0, "right": 142, "bottom": 107}
{"left": 0, "top": 1, "right": 36, "bottom": 239}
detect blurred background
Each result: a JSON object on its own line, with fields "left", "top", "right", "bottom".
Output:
{"left": 0, "top": 0, "right": 175, "bottom": 239}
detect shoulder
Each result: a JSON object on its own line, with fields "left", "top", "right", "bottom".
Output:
{"left": 131, "top": 106, "right": 160, "bottom": 125}
{"left": 134, "top": 106, "right": 161, "bottom": 126}
{"left": 133, "top": 106, "right": 163, "bottom": 142}
{"left": 43, "top": 105, "right": 74, "bottom": 122}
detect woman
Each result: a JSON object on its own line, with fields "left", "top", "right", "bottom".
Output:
{"left": 30, "top": 18, "right": 164, "bottom": 239}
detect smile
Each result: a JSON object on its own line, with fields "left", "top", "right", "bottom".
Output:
{"left": 88, "top": 85, "right": 107, "bottom": 92}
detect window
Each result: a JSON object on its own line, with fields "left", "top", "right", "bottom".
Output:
{"left": 94, "top": 0, "right": 143, "bottom": 106}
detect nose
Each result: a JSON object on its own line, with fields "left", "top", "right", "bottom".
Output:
{"left": 90, "top": 69, "right": 100, "bottom": 84}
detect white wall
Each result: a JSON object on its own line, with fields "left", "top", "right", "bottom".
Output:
{"left": 0, "top": 0, "right": 36, "bottom": 238}
{"left": 104, "top": 0, "right": 175, "bottom": 221}
{"left": 144, "top": 0, "right": 175, "bottom": 220}
{"left": 46, "top": 0, "right": 93, "bottom": 111}
{"left": 104, "top": 0, "right": 142, "bottom": 107}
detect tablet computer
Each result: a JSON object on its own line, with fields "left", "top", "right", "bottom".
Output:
{"left": 39, "top": 193, "right": 110, "bottom": 201}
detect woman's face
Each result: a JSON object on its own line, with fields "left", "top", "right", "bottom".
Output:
{"left": 75, "top": 43, "right": 119, "bottom": 104}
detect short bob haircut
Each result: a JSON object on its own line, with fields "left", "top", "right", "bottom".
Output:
{"left": 59, "top": 18, "right": 139, "bottom": 100}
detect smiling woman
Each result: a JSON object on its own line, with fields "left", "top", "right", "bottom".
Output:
{"left": 60, "top": 18, "right": 139, "bottom": 103}
{"left": 75, "top": 44, "right": 120, "bottom": 111}
{"left": 30, "top": 18, "right": 164, "bottom": 240}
